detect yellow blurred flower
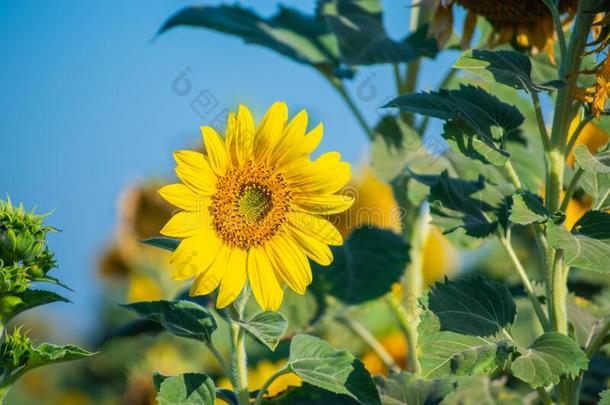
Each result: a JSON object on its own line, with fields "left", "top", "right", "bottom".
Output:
{"left": 98, "top": 181, "right": 174, "bottom": 301}
{"left": 430, "top": 0, "right": 577, "bottom": 63}
{"left": 216, "top": 359, "right": 302, "bottom": 402}
{"left": 160, "top": 102, "right": 352, "bottom": 310}
{"left": 330, "top": 166, "right": 457, "bottom": 286}
{"left": 361, "top": 331, "right": 407, "bottom": 376}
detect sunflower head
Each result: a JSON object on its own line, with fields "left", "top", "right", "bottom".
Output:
{"left": 159, "top": 102, "right": 353, "bottom": 310}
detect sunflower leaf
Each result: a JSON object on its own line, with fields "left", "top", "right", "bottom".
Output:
{"left": 547, "top": 211, "right": 610, "bottom": 273}
{"left": 417, "top": 311, "right": 517, "bottom": 379}
{"left": 141, "top": 237, "right": 180, "bottom": 252}
{"left": 454, "top": 49, "right": 563, "bottom": 93}
{"left": 383, "top": 84, "right": 524, "bottom": 143}
{"left": 319, "top": 0, "right": 437, "bottom": 65}
{"left": 374, "top": 371, "right": 454, "bottom": 405}
{"left": 25, "top": 343, "right": 95, "bottom": 371}
{"left": 238, "top": 311, "right": 288, "bottom": 351}
{"left": 312, "top": 226, "right": 409, "bottom": 305}
{"left": 155, "top": 372, "right": 216, "bottom": 405}
{"left": 158, "top": 4, "right": 347, "bottom": 77}
{"left": 260, "top": 383, "right": 360, "bottom": 404}
{"left": 14, "top": 289, "right": 71, "bottom": 317}
{"left": 574, "top": 144, "right": 610, "bottom": 174}
{"left": 425, "top": 276, "right": 517, "bottom": 336}
{"left": 413, "top": 171, "right": 509, "bottom": 238}
{"left": 121, "top": 300, "right": 217, "bottom": 343}
{"left": 511, "top": 332, "right": 588, "bottom": 388}
{"left": 442, "top": 116, "right": 509, "bottom": 166}
{"left": 509, "top": 192, "right": 549, "bottom": 225}
{"left": 288, "top": 334, "right": 380, "bottom": 405}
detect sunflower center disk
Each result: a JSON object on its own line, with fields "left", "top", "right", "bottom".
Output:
{"left": 238, "top": 184, "right": 273, "bottom": 224}
{"left": 209, "top": 161, "right": 291, "bottom": 250}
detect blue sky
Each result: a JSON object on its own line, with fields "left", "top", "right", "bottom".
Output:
{"left": 0, "top": 0, "right": 457, "bottom": 337}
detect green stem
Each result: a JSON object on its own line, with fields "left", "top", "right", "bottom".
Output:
{"left": 548, "top": 250, "right": 568, "bottom": 334}
{"left": 335, "top": 314, "right": 398, "bottom": 371}
{"left": 565, "top": 114, "right": 594, "bottom": 159}
{"left": 504, "top": 161, "right": 523, "bottom": 190}
{"left": 497, "top": 232, "right": 551, "bottom": 331}
{"left": 560, "top": 168, "right": 584, "bottom": 212}
{"left": 586, "top": 318, "right": 610, "bottom": 358}
{"left": 537, "top": 387, "right": 553, "bottom": 405}
{"left": 531, "top": 92, "right": 552, "bottom": 154}
{"left": 542, "top": 0, "right": 568, "bottom": 63}
{"left": 229, "top": 289, "right": 250, "bottom": 405}
{"left": 205, "top": 342, "right": 231, "bottom": 377}
{"left": 385, "top": 297, "right": 420, "bottom": 375}
{"left": 327, "top": 75, "right": 375, "bottom": 141}
{"left": 253, "top": 367, "right": 291, "bottom": 405}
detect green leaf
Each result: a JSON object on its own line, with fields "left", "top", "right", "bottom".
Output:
{"left": 384, "top": 84, "right": 524, "bottom": 143}
{"left": 547, "top": 211, "right": 610, "bottom": 273}
{"left": 17, "top": 289, "right": 70, "bottom": 314}
{"left": 374, "top": 371, "right": 454, "bottom": 405}
{"left": 509, "top": 192, "right": 549, "bottom": 225}
{"left": 320, "top": 0, "right": 437, "bottom": 65}
{"left": 158, "top": 5, "right": 345, "bottom": 77}
{"left": 288, "top": 334, "right": 380, "bottom": 405}
{"left": 312, "top": 227, "right": 409, "bottom": 305}
{"left": 26, "top": 343, "right": 95, "bottom": 370}
{"left": 442, "top": 376, "right": 524, "bottom": 405}
{"left": 261, "top": 383, "right": 359, "bottom": 404}
{"left": 414, "top": 171, "right": 509, "bottom": 238}
{"left": 511, "top": 332, "right": 588, "bottom": 388}
{"left": 453, "top": 49, "right": 563, "bottom": 93}
{"left": 155, "top": 372, "right": 215, "bottom": 405}
{"left": 239, "top": 311, "right": 288, "bottom": 351}
{"left": 417, "top": 312, "right": 516, "bottom": 379}
{"left": 141, "top": 237, "right": 180, "bottom": 252}
{"left": 600, "top": 389, "right": 610, "bottom": 405}
{"left": 122, "top": 300, "right": 217, "bottom": 343}
{"left": 426, "top": 276, "right": 517, "bottom": 336}
{"left": 574, "top": 144, "right": 610, "bottom": 174}
{"left": 442, "top": 117, "right": 509, "bottom": 166}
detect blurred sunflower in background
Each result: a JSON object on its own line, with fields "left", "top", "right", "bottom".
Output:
{"left": 330, "top": 166, "right": 458, "bottom": 287}
{"left": 159, "top": 102, "right": 353, "bottom": 310}
{"left": 98, "top": 181, "right": 176, "bottom": 302}
{"left": 430, "top": 0, "right": 578, "bottom": 62}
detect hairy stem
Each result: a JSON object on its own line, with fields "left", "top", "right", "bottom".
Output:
{"left": 327, "top": 75, "right": 375, "bottom": 141}
{"left": 497, "top": 233, "right": 550, "bottom": 331}
{"left": 565, "top": 113, "right": 593, "bottom": 159}
{"left": 336, "top": 314, "right": 398, "bottom": 371}
{"left": 229, "top": 289, "right": 250, "bottom": 405}
{"left": 560, "top": 168, "right": 584, "bottom": 212}
{"left": 254, "top": 367, "right": 291, "bottom": 405}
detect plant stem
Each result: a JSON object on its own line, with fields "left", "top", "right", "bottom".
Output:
{"left": 253, "top": 367, "right": 291, "bottom": 405}
{"left": 548, "top": 250, "right": 568, "bottom": 334}
{"left": 504, "top": 161, "right": 523, "bottom": 190}
{"left": 327, "top": 75, "right": 375, "bottom": 141}
{"left": 531, "top": 92, "right": 551, "bottom": 153}
{"left": 537, "top": 387, "right": 553, "bottom": 405}
{"left": 205, "top": 342, "right": 231, "bottom": 377}
{"left": 385, "top": 296, "right": 420, "bottom": 375}
{"left": 335, "top": 314, "right": 398, "bottom": 371}
{"left": 586, "top": 318, "right": 610, "bottom": 358}
{"left": 543, "top": 0, "right": 568, "bottom": 62}
{"left": 497, "top": 232, "right": 550, "bottom": 331}
{"left": 560, "top": 168, "right": 584, "bottom": 212}
{"left": 229, "top": 289, "right": 250, "bottom": 405}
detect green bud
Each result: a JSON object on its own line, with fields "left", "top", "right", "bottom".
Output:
{"left": 0, "top": 327, "right": 32, "bottom": 371}
{"left": 0, "top": 198, "right": 54, "bottom": 264}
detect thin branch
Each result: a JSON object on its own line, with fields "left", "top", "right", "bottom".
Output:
{"left": 560, "top": 167, "right": 584, "bottom": 212}
{"left": 543, "top": 0, "right": 568, "bottom": 63}
{"left": 565, "top": 114, "right": 594, "bottom": 159}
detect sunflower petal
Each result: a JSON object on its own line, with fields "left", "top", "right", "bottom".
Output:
{"left": 233, "top": 104, "right": 255, "bottom": 165}
{"left": 286, "top": 152, "right": 352, "bottom": 194}
{"left": 292, "top": 194, "right": 355, "bottom": 215}
{"left": 265, "top": 235, "right": 312, "bottom": 294}
{"left": 160, "top": 211, "right": 204, "bottom": 238}
{"left": 287, "top": 211, "right": 343, "bottom": 246}
{"left": 286, "top": 223, "right": 333, "bottom": 266}
{"left": 216, "top": 248, "right": 248, "bottom": 308}
{"left": 189, "top": 244, "right": 229, "bottom": 296}
{"left": 171, "top": 229, "right": 221, "bottom": 280}
{"left": 201, "top": 126, "right": 229, "bottom": 176}
{"left": 175, "top": 166, "right": 216, "bottom": 197}
{"left": 271, "top": 109, "right": 308, "bottom": 163}
{"left": 248, "top": 247, "right": 284, "bottom": 311}
{"left": 159, "top": 183, "right": 205, "bottom": 211}
{"left": 253, "top": 101, "right": 288, "bottom": 160}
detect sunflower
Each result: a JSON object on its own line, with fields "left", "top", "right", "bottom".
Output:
{"left": 429, "top": 0, "right": 577, "bottom": 62}
{"left": 159, "top": 102, "right": 353, "bottom": 310}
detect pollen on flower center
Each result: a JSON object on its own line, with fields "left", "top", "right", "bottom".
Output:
{"left": 238, "top": 184, "right": 273, "bottom": 224}
{"left": 209, "top": 161, "right": 291, "bottom": 249}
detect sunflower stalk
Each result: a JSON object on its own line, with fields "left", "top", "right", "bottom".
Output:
{"left": 229, "top": 287, "right": 250, "bottom": 405}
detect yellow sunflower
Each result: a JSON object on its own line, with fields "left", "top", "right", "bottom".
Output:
{"left": 159, "top": 102, "right": 353, "bottom": 310}
{"left": 430, "top": 0, "right": 577, "bottom": 62}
